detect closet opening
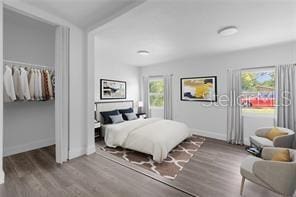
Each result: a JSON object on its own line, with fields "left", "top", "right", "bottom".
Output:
{"left": 2, "top": 7, "right": 68, "bottom": 164}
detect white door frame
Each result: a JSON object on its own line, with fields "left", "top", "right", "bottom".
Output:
{"left": 86, "top": 31, "right": 96, "bottom": 155}
{"left": 0, "top": 2, "right": 69, "bottom": 179}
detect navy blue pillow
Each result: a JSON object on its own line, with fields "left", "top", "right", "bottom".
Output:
{"left": 100, "top": 110, "right": 119, "bottom": 124}
{"left": 118, "top": 108, "right": 134, "bottom": 120}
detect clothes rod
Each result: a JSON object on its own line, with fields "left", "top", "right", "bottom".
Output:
{"left": 4, "top": 59, "right": 54, "bottom": 69}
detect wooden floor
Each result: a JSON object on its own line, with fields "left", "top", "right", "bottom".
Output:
{"left": 0, "top": 138, "right": 281, "bottom": 197}
{"left": 171, "top": 138, "right": 280, "bottom": 197}
{"left": 0, "top": 146, "right": 189, "bottom": 197}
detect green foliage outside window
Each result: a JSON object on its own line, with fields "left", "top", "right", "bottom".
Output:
{"left": 149, "top": 80, "right": 164, "bottom": 93}
{"left": 149, "top": 80, "right": 164, "bottom": 107}
{"left": 241, "top": 71, "right": 275, "bottom": 92}
{"left": 150, "top": 95, "right": 164, "bottom": 107}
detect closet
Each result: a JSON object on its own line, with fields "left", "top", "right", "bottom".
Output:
{"left": 3, "top": 9, "right": 56, "bottom": 157}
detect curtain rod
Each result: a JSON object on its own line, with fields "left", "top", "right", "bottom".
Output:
{"left": 147, "top": 74, "right": 174, "bottom": 78}
{"left": 4, "top": 59, "right": 54, "bottom": 69}
{"left": 228, "top": 65, "right": 276, "bottom": 72}
{"left": 239, "top": 65, "right": 276, "bottom": 71}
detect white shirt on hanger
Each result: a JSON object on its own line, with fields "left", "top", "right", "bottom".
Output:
{"left": 29, "top": 69, "right": 35, "bottom": 100}
{"left": 3, "top": 65, "right": 16, "bottom": 102}
{"left": 13, "top": 66, "right": 25, "bottom": 100}
{"left": 20, "top": 67, "right": 31, "bottom": 100}
{"left": 34, "top": 69, "right": 40, "bottom": 100}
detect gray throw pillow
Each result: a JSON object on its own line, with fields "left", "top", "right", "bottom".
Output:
{"left": 109, "top": 114, "right": 124, "bottom": 124}
{"left": 125, "top": 112, "right": 138, "bottom": 121}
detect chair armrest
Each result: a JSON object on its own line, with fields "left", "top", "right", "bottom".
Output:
{"left": 255, "top": 127, "right": 271, "bottom": 137}
{"left": 273, "top": 134, "right": 295, "bottom": 148}
{"left": 253, "top": 160, "right": 296, "bottom": 195}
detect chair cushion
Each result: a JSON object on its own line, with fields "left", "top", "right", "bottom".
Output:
{"left": 250, "top": 136, "right": 273, "bottom": 148}
{"left": 272, "top": 149, "right": 291, "bottom": 162}
{"left": 265, "top": 128, "right": 288, "bottom": 141}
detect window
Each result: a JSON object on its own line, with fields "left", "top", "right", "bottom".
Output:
{"left": 149, "top": 79, "right": 164, "bottom": 108}
{"left": 241, "top": 68, "right": 275, "bottom": 115}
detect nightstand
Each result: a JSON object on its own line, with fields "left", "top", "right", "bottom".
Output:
{"left": 94, "top": 121, "right": 101, "bottom": 138}
{"left": 136, "top": 113, "right": 147, "bottom": 119}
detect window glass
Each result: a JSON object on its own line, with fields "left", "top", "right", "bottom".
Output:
{"left": 149, "top": 80, "right": 164, "bottom": 93}
{"left": 241, "top": 69, "right": 275, "bottom": 115}
{"left": 149, "top": 79, "right": 164, "bottom": 108}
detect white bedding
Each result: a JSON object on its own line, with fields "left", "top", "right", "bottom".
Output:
{"left": 103, "top": 118, "right": 191, "bottom": 162}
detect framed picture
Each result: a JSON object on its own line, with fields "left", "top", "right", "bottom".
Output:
{"left": 180, "top": 76, "right": 217, "bottom": 102}
{"left": 100, "top": 79, "right": 126, "bottom": 100}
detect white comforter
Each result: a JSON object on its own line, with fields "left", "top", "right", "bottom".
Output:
{"left": 104, "top": 118, "right": 191, "bottom": 162}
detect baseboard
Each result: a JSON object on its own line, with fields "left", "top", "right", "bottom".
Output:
{"left": 0, "top": 169, "right": 4, "bottom": 184}
{"left": 86, "top": 144, "right": 96, "bottom": 155}
{"left": 191, "top": 128, "right": 226, "bottom": 141}
{"left": 191, "top": 128, "right": 251, "bottom": 146}
{"left": 69, "top": 147, "right": 87, "bottom": 159}
{"left": 4, "top": 138, "right": 55, "bottom": 157}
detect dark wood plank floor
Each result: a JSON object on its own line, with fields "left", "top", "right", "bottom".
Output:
{"left": 0, "top": 146, "right": 189, "bottom": 197}
{"left": 0, "top": 138, "right": 282, "bottom": 197}
{"left": 171, "top": 138, "right": 280, "bottom": 197}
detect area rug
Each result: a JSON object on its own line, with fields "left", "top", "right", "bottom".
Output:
{"left": 96, "top": 135, "right": 205, "bottom": 180}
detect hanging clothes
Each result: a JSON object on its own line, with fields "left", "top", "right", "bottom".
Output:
{"left": 28, "top": 69, "right": 35, "bottom": 100}
{"left": 19, "top": 67, "right": 31, "bottom": 100}
{"left": 51, "top": 70, "right": 55, "bottom": 97}
{"left": 3, "top": 61, "right": 55, "bottom": 102}
{"left": 45, "top": 70, "right": 54, "bottom": 100}
{"left": 43, "top": 70, "right": 50, "bottom": 100}
{"left": 37, "top": 69, "right": 43, "bottom": 100}
{"left": 41, "top": 70, "right": 46, "bottom": 100}
{"left": 3, "top": 65, "right": 16, "bottom": 102}
{"left": 13, "top": 67, "right": 24, "bottom": 100}
{"left": 34, "top": 69, "right": 40, "bottom": 100}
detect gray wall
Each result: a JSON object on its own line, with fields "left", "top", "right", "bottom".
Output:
{"left": 3, "top": 9, "right": 55, "bottom": 156}
{"left": 94, "top": 37, "right": 140, "bottom": 104}
{"left": 140, "top": 42, "right": 296, "bottom": 142}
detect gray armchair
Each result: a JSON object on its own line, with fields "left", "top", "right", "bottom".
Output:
{"left": 240, "top": 147, "right": 296, "bottom": 196}
{"left": 250, "top": 127, "right": 295, "bottom": 149}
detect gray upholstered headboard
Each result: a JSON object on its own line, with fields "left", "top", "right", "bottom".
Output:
{"left": 95, "top": 100, "right": 134, "bottom": 123}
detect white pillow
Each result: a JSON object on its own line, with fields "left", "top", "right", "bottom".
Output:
{"left": 109, "top": 114, "right": 124, "bottom": 124}
{"left": 125, "top": 112, "right": 138, "bottom": 121}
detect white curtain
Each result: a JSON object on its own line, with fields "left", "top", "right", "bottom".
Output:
{"left": 164, "top": 75, "right": 173, "bottom": 120}
{"left": 276, "top": 64, "right": 296, "bottom": 148}
{"left": 55, "top": 26, "right": 70, "bottom": 162}
{"left": 226, "top": 69, "right": 243, "bottom": 144}
{"left": 142, "top": 76, "right": 150, "bottom": 117}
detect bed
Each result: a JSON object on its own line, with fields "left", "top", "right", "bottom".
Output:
{"left": 95, "top": 100, "right": 191, "bottom": 162}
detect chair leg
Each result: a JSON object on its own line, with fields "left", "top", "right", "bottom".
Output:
{"left": 240, "top": 177, "right": 245, "bottom": 196}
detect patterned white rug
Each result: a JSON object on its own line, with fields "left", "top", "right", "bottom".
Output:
{"left": 97, "top": 135, "right": 205, "bottom": 180}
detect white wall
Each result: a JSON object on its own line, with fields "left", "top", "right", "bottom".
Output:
{"left": 140, "top": 42, "right": 296, "bottom": 141}
{"left": 1, "top": 0, "right": 87, "bottom": 163}
{"left": 3, "top": 9, "right": 55, "bottom": 156}
{"left": 94, "top": 37, "right": 140, "bottom": 104}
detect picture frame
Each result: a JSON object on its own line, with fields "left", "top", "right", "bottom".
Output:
{"left": 100, "top": 79, "right": 126, "bottom": 100}
{"left": 180, "top": 76, "right": 217, "bottom": 102}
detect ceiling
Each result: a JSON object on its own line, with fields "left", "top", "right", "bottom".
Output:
{"left": 20, "top": 0, "right": 144, "bottom": 28}
{"left": 94, "top": 0, "right": 296, "bottom": 66}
